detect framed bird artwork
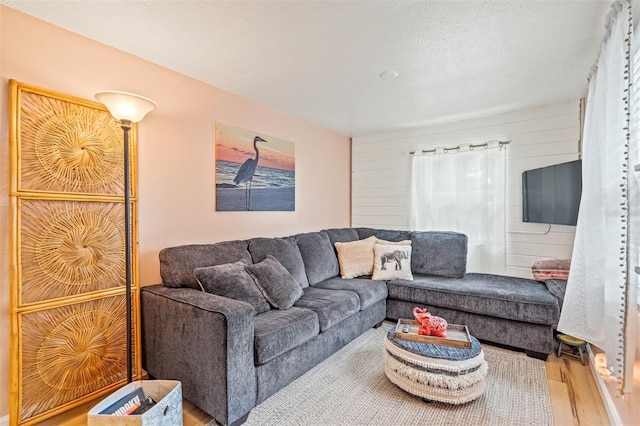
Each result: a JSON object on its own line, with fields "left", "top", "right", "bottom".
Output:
{"left": 215, "top": 122, "right": 295, "bottom": 211}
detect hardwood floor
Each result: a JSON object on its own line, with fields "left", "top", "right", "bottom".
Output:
{"left": 182, "top": 401, "right": 213, "bottom": 426}
{"left": 36, "top": 350, "right": 609, "bottom": 426}
{"left": 546, "top": 351, "right": 610, "bottom": 426}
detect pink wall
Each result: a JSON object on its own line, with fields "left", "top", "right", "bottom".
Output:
{"left": 0, "top": 5, "right": 351, "bottom": 418}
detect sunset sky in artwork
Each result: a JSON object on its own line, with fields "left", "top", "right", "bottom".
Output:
{"left": 216, "top": 123, "right": 295, "bottom": 172}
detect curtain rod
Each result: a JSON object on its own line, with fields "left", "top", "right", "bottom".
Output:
{"left": 408, "top": 140, "right": 510, "bottom": 156}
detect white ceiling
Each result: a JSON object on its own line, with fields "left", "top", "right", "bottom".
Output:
{"left": 2, "top": 0, "right": 611, "bottom": 137}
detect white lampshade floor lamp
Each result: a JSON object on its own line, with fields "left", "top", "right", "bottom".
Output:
{"left": 95, "top": 91, "right": 157, "bottom": 383}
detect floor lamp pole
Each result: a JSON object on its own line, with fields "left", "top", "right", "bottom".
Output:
{"left": 122, "top": 119, "right": 133, "bottom": 384}
{"left": 94, "top": 90, "right": 157, "bottom": 386}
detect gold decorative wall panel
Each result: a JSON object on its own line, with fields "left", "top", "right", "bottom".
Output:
{"left": 9, "top": 80, "right": 141, "bottom": 426}
{"left": 17, "top": 89, "right": 127, "bottom": 196}
{"left": 19, "top": 199, "right": 125, "bottom": 304}
{"left": 19, "top": 296, "right": 134, "bottom": 421}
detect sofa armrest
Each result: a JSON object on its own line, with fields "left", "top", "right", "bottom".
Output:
{"left": 141, "top": 284, "right": 255, "bottom": 425}
{"left": 544, "top": 279, "right": 567, "bottom": 312}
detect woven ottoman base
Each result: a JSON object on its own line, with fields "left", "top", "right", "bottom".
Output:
{"left": 384, "top": 330, "right": 488, "bottom": 404}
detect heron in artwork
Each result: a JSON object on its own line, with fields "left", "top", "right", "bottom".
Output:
{"left": 234, "top": 136, "right": 267, "bottom": 210}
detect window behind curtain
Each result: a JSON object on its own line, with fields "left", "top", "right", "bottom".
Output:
{"left": 410, "top": 147, "right": 506, "bottom": 274}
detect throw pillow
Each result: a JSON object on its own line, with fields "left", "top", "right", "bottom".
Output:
{"left": 372, "top": 244, "right": 413, "bottom": 281}
{"left": 375, "top": 238, "right": 412, "bottom": 246}
{"left": 194, "top": 261, "right": 270, "bottom": 314}
{"left": 294, "top": 232, "right": 340, "bottom": 285}
{"left": 245, "top": 255, "right": 303, "bottom": 310}
{"left": 248, "top": 237, "right": 310, "bottom": 287}
{"left": 334, "top": 236, "right": 376, "bottom": 279}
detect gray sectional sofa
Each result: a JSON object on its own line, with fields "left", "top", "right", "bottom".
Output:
{"left": 141, "top": 227, "right": 560, "bottom": 426}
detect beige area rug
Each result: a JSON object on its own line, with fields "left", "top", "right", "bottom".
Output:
{"left": 241, "top": 322, "right": 553, "bottom": 426}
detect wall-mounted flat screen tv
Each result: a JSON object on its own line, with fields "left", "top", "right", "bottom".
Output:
{"left": 522, "top": 159, "right": 582, "bottom": 226}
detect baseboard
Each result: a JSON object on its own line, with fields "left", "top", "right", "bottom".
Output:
{"left": 587, "top": 346, "right": 621, "bottom": 426}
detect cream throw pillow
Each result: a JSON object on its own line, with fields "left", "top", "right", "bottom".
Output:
{"left": 372, "top": 244, "right": 413, "bottom": 281}
{"left": 334, "top": 236, "right": 376, "bottom": 279}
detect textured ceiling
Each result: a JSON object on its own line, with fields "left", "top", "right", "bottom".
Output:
{"left": 2, "top": 1, "right": 611, "bottom": 136}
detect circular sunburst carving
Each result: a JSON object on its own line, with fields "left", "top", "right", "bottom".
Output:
{"left": 19, "top": 91, "right": 126, "bottom": 195}
{"left": 36, "top": 209, "right": 123, "bottom": 286}
{"left": 36, "top": 309, "right": 125, "bottom": 390}
{"left": 20, "top": 199, "right": 126, "bottom": 303}
{"left": 21, "top": 297, "right": 131, "bottom": 420}
{"left": 34, "top": 112, "right": 121, "bottom": 187}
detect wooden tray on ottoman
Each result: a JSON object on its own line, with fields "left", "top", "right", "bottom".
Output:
{"left": 393, "top": 319, "right": 472, "bottom": 349}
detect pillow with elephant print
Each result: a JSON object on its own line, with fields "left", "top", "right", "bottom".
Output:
{"left": 372, "top": 244, "right": 413, "bottom": 281}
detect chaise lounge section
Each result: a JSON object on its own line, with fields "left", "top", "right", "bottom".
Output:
{"left": 141, "top": 228, "right": 560, "bottom": 425}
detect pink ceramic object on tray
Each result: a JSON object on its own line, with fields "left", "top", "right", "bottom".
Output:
{"left": 413, "top": 307, "right": 448, "bottom": 338}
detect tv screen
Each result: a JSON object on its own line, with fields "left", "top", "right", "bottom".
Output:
{"left": 522, "top": 159, "right": 582, "bottom": 226}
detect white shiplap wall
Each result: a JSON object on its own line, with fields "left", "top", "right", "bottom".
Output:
{"left": 352, "top": 101, "right": 580, "bottom": 278}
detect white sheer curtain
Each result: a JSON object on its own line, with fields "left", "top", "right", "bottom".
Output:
{"left": 558, "top": 0, "right": 637, "bottom": 395}
{"left": 410, "top": 147, "right": 506, "bottom": 274}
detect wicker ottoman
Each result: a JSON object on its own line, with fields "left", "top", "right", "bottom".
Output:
{"left": 384, "top": 330, "right": 488, "bottom": 404}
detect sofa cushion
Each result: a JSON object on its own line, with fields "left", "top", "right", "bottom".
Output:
{"left": 160, "top": 241, "right": 252, "bottom": 289}
{"left": 321, "top": 228, "right": 360, "bottom": 249}
{"left": 356, "top": 228, "right": 411, "bottom": 242}
{"left": 253, "top": 307, "right": 320, "bottom": 365}
{"left": 312, "top": 277, "right": 388, "bottom": 310}
{"left": 294, "top": 232, "right": 339, "bottom": 285}
{"left": 375, "top": 238, "right": 411, "bottom": 246}
{"left": 372, "top": 244, "right": 413, "bottom": 281}
{"left": 334, "top": 236, "right": 376, "bottom": 279}
{"left": 194, "top": 261, "right": 270, "bottom": 314}
{"left": 246, "top": 256, "right": 303, "bottom": 310}
{"left": 410, "top": 231, "right": 467, "bottom": 278}
{"left": 248, "top": 237, "right": 309, "bottom": 287}
{"left": 293, "top": 287, "right": 360, "bottom": 331}
{"left": 387, "top": 273, "right": 560, "bottom": 325}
